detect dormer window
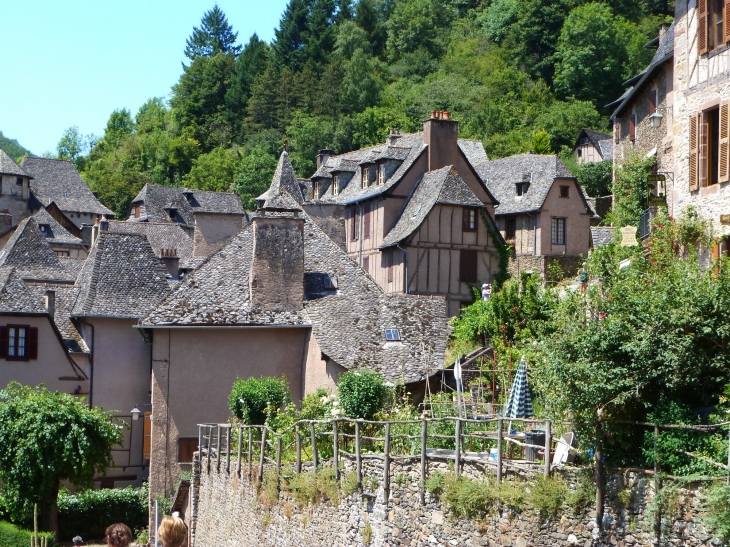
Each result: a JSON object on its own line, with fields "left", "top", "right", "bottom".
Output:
{"left": 385, "top": 328, "right": 401, "bottom": 341}
{"left": 314, "top": 180, "right": 321, "bottom": 199}
{"left": 515, "top": 182, "right": 530, "bottom": 196}
{"left": 332, "top": 175, "right": 340, "bottom": 195}
{"left": 15, "top": 177, "right": 22, "bottom": 186}
{"left": 361, "top": 166, "right": 376, "bottom": 188}
{"left": 39, "top": 224, "right": 51, "bottom": 237}
{"left": 378, "top": 164, "right": 385, "bottom": 185}
{"left": 323, "top": 274, "right": 338, "bottom": 290}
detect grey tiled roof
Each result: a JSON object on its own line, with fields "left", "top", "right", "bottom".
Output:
{"left": 33, "top": 208, "right": 83, "bottom": 245}
{"left": 129, "top": 184, "right": 244, "bottom": 226}
{"left": 0, "top": 149, "right": 31, "bottom": 177}
{"left": 458, "top": 140, "right": 489, "bottom": 165}
{"left": 0, "top": 217, "right": 73, "bottom": 281}
{"left": 107, "top": 221, "right": 194, "bottom": 268}
{"left": 0, "top": 267, "right": 45, "bottom": 314}
{"left": 476, "top": 154, "right": 577, "bottom": 215}
{"left": 597, "top": 139, "right": 614, "bottom": 161}
{"left": 72, "top": 233, "right": 171, "bottom": 318}
{"left": 20, "top": 157, "right": 114, "bottom": 216}
{"left": 590, "top": 227, "right": 615, "bottom": 247}
{"left": 256, "top": 151, "right": 305, "bottom": 205}
{"left": 381, "top": 166, "right": 483, "bottom": 248}
{"left": 58, "top": 257, "right": 86, "bottom": 281}
{"left": 27, "top": 285, "right": 89, "bottom": 353}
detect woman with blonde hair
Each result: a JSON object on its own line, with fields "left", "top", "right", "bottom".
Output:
{"left": 105, "top": 523, "right": 132, "bottom": 547}
{"left": 158, "top": 515, "right": 187, "bottom": 547}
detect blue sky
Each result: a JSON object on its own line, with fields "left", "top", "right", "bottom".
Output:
{"left": 0, "top": 0, "right": 288, "bottom": 155}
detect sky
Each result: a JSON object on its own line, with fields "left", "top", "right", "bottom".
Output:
{"left": 0, "top": 0, "right": 289, "bottom": 156}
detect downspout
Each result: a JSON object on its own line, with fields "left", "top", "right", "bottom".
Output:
{"left": 80, "top": 320, "right": 94, "bottom": 408}
{"left": 397, "top": 244, "right": 409, "bottom": 294}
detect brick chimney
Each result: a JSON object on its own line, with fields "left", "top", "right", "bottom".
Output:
{"left": 423, "top": 111, "right": 459, "bottom": 172}
{"left": 159, "top": 248, "right": 180, "bottom": 277}
{"left": 249, "top": 213, "right": 305, "bottom": 311}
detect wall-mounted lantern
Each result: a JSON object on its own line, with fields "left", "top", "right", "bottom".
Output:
{"left": 649, "top": 112, "right": 664, "bottom": 129}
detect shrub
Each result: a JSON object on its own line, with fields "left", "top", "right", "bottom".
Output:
{"left": 442, "top": 475, "right": 498, "bottom": 518}
{"left": 425, "top": 471, "right": 445, "bottom": 496}
{"left": 342, "top": 471, "right": 359, "bottom": 496}
{"left": 528, "top": 475, "right": 568, "bottom": 519}
{"left": 228, "top": 376, "right": 291, "bottom": 425}
{"left": 337, "top": 369, "right": 387, "bottom": 420}
{"left": 704, "top": 483, "right": 730, "bottom": 541}
{"left": 57, "top": 484, "right": 148, "bottom": 541}
{"left": 0, "top": 521, "right": 55, "bottom": 547}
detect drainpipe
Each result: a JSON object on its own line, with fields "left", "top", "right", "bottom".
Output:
{"left": 358, "top": 204, "right": 364, "bottom": 267}
{"left": 397, "top": 244, "right": 409, "bottom": 294}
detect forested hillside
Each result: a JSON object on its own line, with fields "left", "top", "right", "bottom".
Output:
{"left": 59, "top": 1, "right": 672, "bottom": 216}
{"left": 0, "top": 132, "right": 31, "bottom": 160}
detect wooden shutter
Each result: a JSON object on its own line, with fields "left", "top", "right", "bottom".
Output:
{"left": 387, "top": 251, "right": 393, "bottom": 283}
{"left": 460, "top": 250, "right": 478, "bottom": 283}
{"left": 629, "top": 114, "right": 636, "bottom": 141}
{"left": 178, "top": 437, "right": 197, "bottom": 462}
{"left": 614, "top": 118, "right": 621, "bottom": 144}
{"left": 27, "top": 327, "right": 38, "bottom": 360}
{"left": 0, "top": 327, "right": 7, "bottom": 359}
{"left": 351, "top": 210, "right": 358, "bottom": 241}
{"left": 649, "top": 90, "right": 657, "bottom": 115}
{"left": 690, "top": 113, "right": 700, "bottom": 190}
{"left": 720, "top": 101, "right": 730, "bottom": 182}
{"left": 700, "top": 115, "right": 709, "bottom": 187}
{"left": 143, "top": 412, "right": 151, "bottom": 460}
{"left": 363, "top": 203, "right": 371, "bottom": 240}
{"left": 725, "top": 1, "right": 730, "bottom": 43}
{"left": 700, "top": 0, "right": 708, "bottom": 54}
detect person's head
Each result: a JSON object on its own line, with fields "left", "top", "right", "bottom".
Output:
{"left": 72, "top": 537, "right": 84, "bottom": 546}
{"left": 158, "top": 516, "right": 186, "bottom": 547}
{"left": 482, "top": 284, "right": 488, "bottom": 289}
{"left": 105, "top": 523, "right": 132, "bottom": 547}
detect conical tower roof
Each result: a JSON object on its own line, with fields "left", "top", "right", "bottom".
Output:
{"left": 256, "top": 150, "right": 304, "bottom": 205}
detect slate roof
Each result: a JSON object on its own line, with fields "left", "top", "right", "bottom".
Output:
{"left": 257, "top": 151, "right": 306, "bottom": 205}
{"left": 23, "top": 284, "right": 89, "bottom": 353}
{"left": 0, "top": 267, "right": 46, "bottom": 314}
{"left": 20, "top": 157, "right": 114, "bottom": 216}
{"left": 0, "top": 217, "right": 74, "bottom": 281}
{"left": 33, "top": 208, "right": 84, "bottom": 245}
{"left": 578, "top": 129, "right": 611, "bottom": 149}
{"left": 590, "top": 227, "right": 615, "bottom": 247}
{"left": 458, "top": 140, "right": 489, "bottom": 165}
{"left": 130, "top": 184, "right": 244, "bottom": 226}
{"left": 597, "top": 139, "right": 614, "bottom": 161}
{"left": 0, "top": 149, "right": 31, "bottom": 177}
{"left": 58, "top": 257, "right": 86, "bottom": 281}
{"left": 107, "top": 221, "right": 194, "bottom": 268}
{"left": 381, "top": 166, "right": 483, "bottom": 248}
{"left": 72, "top": 233, "right": 171, "bottom": 318}
{"left": 475, "top": 154, "right": 578, "bottom": 215}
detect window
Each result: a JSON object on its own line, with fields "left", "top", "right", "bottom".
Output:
{"left": 323, "top": 274, "right": 337, "bottom": 290}
{"left": 690, "top": 104, "right": 730, "bottom": 190}
{"left": 178, "top": 437, "right": 198, "bottom": 462}
{"left": 700, "top": 0, "right": 727, "bottom": 54}
{"left": 577, "top": 148, "right": 582, "bottom": 157}
{"left": 63, "top": 190, "right": 69, "bottom": 198}
{"left": 515, "top": 182, "right": 530, "bottom": 196}
{"left": 378, "top": 164, "right": 385, "bottom": 185}
{"left": 649, "top": 89, "right": 658, "bottom": 115}
{"left": 459, "top": 250, "right": 478, "bottom": 282}
{"left": 15, "top": 177, "right": 22, "bottom": 186}
{"left": 134, "top": 204, "right": 141, "bottom": 218}
{"left": 385, "top": 328, "right": 401, "bottom": 341}
{"left": 55, "top": 250, "right": 70, "bottom": 257}
{"left": 629, "top": 113, "right": 636, "bottom": 142}
{"left": 332, "top": 175, "right": 340, "bottom": 195}
{"left": 463, "top": 208, "right": 477, "bottom": 232}
{"left": 363, "top": 203, "right": 371, "bottom": 240}
{"left": 362, "top": 256, "right": 370, "bottom": 272}
{"left": 39, "top": 224, "right": 51, "bottom": 236}
{"left": 0, "top": 325, "right": 38, "bottom": 361}
{"left": 505, "top": 218, "right": 516, "bottom": 241}
{"left": 559, "top": 185, "right": 570, "bottom": 198}
{"left": 551, "top": 218, "right": 566, "bottom": 245}
{"left": 361, "top": 167, "right": 375, "bottom": 188}
{"left": 350, "top": 209, "right": 359, "bottom": 241}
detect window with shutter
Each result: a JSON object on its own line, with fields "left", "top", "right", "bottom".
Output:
{"left": 690, "top": 113, "right": 700, "bottom": 191}
{"left": 700, "top": 0, "right": 709, "bottom": 54}
{"left": 0, "top": 327, "right": 7, "bottom": 359}
{"left": 178, "top": 437, "right": 198, "bottom": 462}
{"left": 649, "top": 90, "right": 657, "bottom": 115}
{"left": 700, "top": 114, "right": 710, "bottom": 187}
{"left": 363, "top": 203, "right": 371, "bottom": 240}
{"left": 350, "top": 210, "right": 359, "bottom": 241}
{"left": 143, "top": 412, "right": 151, "bottom": 460}
{"left": 720, "top": 102, "right": 730, "bottom": 182}
{"left": 459, "top": 250, "right": 477, "bottom": 283}
{"left": 629, "top": 114, "right": 636, "bottom": 141}
{"left": 6, "top": 325, "right": 34, "bottom": 361}
{"left": 27, "top": 327, "right": 38, "bottom": 360}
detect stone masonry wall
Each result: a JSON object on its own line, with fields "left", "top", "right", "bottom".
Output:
{"left": 191, "top": 452, "right": 719, "bottom": 547}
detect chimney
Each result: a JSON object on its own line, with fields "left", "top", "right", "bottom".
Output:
{"left": 159, "top": 248, "right": 180, "bottom": 277}
{"left": 80, "top": 224, "right": 93, "bottom": 246}
{"left": 317, "top": 148, "right": 335, "bottom": 169}
{"left": 91, "top": 217, "right": 100, "bottom": 247}
{"left": 423, "top": 110, "right": 459, "bottom": 172}
{"left": 182, "top": 189, "right": 195, "bottom": 204}
{"left": 659, "top": 22, "right": 671, "bottom": 42}
{"left": 387, "top": 128, "right": 402, "bottom": 147}
{"left": 45, "top": 289, "right": 56, "bottom": 318}
{"left": 99, "top": 218, "right": 109, "bottom": 231}
{"left": 249, "top": 214, "right": 305, "bottom": 311}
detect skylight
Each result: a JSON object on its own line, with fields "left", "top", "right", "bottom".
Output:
{"left": 385, "top": 328, "right": 401, "bottom": 341}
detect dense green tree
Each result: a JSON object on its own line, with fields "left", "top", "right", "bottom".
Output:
{"left": 226, "top": 34, "right": 270, "bottom": 139}
{"left": 233, "top": 146, "right": 279, "bottom": 208}
{"left": 577, "top": 159, "right": 612, "bottom": 196}
{"left": 184, "top": 5, "right": 241, "bottom": 60}
{"left": 134, "top": 97, "right": 169, "bottom": 134}
{"left": 0, "top": 131, "right": 31, "bottom": 160}
{"left": 57, "top": 126, "right": 89, "bottom": 170}
{"left": 0, "top": 383, "right": 123, "bottom": 534}
{"left": 184, "top": 146, "right": 241, "bottom": 192}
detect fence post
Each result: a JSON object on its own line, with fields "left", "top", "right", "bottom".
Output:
{"left": 216, "top": 425, "right": 221, "bottom": 473}
{"left": 384, "top": 422, "right": 391, "bottom": 503}
{"left": 247, "top": 428, "right": 253, "bottom": 479}
{"left": 206, "top": 426, "right": 212, "bottom": 473}
{"left": 226, "top": 426, "right": 231, "bottom": 474}
{"left": 296, "top": 425, "right": 302, "bottom": 475}
{"left": 420, "top": 419, "right": 427, "bottom": 505}
{"left": 355, "top": 421, "right": 362, "bottom": 492}
{"left": 258, "top": 427, "right": 267, "bottom": 483}
{"left": 544, "top": 420, "right": 551, "bottom": 477}
{"left": 198, "top": 425, "right": 202, "bottom": 463}
{"left": 310, "top": 422, "right": 318, "bottom": 471}
{"left": 455, "top": 419, "right": 461, "bottom": 478}
{"left": 333, "top": 420, "right": 340, "bottom": 480}
{"left": 654, "top": 425, "right": 661, "bottom": 542}
{"left": 276, "top": 436, "right": 282, "bottom": 490}
{"left": 237, "top": 425, "right": 243, "bottom": 477}
{"left": 497, "top": 419, "right": 503, "bottom": 484}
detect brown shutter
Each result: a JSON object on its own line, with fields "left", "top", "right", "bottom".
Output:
{"left": 649, "top": 90, "right": 657, "bottom": 115}
{"left": 0, "top": 327, "right": 7, "bottom": 359}
{"left": 614, "top": 118, "right": 621, "bottom": 144}
{"left": 690, "top": 113, "right": 700, "bottom": 190}
{"left": 700, "top": 115, "right": 709, "bottom": 187}
{"left": 460, "top": 250, "right": 478, "bottom": 283}
{"left": 725, "top": 1, "right": 730, "bottom": 43}
{"left": 27, "top": 327, "right": 38, "bottom": 360}
{"left": 629, "top": 114, "right": 636, "bottom": 141}
{"left": 363, "top": 203, "right": 371, "bottom": 239}
{"left": 699, "top": 0, "right": 708, "bottom": 54}
{"left": 143, "top": 412, "right": 151, "bottom": 460}
{"left": 720, "top": 101, "right": 730, "bottom": 182}
{"left": 351, "top": 210, "right": 358, "bottom": 241}
{"left": 387, "top": 251, "right": 393, "bottom": 283}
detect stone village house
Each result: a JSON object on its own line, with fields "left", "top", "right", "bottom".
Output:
{"left": 571, "top": 128, "right": 613, "bottom": 166}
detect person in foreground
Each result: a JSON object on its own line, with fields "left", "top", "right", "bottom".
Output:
{"left": 158, "top": 515, "right": 187, "bottom": 547}
{"left": 106, "top": 523, "right": 133, "bottom": 547}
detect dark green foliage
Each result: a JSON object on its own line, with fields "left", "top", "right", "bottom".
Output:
{"left": 57, "top": 485, "right": 148, "bottom": 541}
{"left": 704, "top": 484, "right": 730, "bottom": 541}
{"left": 577, "top": 160, "right": 612, "bottom": 197}
{"left": 228, "top": 376, "right": 291, "bottom": 425}
{"left": 0, "top": 132, "right": 30, "bottom": 160}
{"left": 337, "top": 369, "right": 387, "bottom": 420}
{"left": 0, "top": 521, "right": 54, "bottom": 547}
{"left": 185, "top": 5, "right": 241, "bottom": 60}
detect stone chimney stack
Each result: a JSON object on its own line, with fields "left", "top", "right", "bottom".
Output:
{"left": 249, "top": 213, "right": 305, "bottom": 311}
{"left": 317, "top": 148, "right": 335, "bottom": 169}
{"left": 423, "top": 111, "right": 459, "bottom": 172}
{"left": 45, "top": 289, "right": 56, "bottom": 318}
{"left": 387, "top": 128, "right": 402, "bottom": 147}
{"left": 159, "top": 248, "right": 180, "bottom": 277}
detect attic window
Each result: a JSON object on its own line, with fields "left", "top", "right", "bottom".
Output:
{"left": 378, "top": 164, "right": 386, "bottom": 185}
{"left": 385, "top": 328, "right": 401, "bottom": 341}
{"left": 515, "top": 182, "right": 530, "bottom": 196}
{"left": 63, "top": 190, "right": 69, "bottom": 198}
{"left": 39, "top": 224, "right": 51, "bottom": 237}
{"left": 559, "top": 185, "right": 570, "bottom": 198}
{"left": 323, "top": 274, "right": 338, "bottom": 290}
{"left": 332, "top": 175, "right": 340, "bottom": 196}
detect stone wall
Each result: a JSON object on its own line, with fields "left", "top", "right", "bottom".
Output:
{"left": 190, "top": 451, "right": 720, "bottom": 547}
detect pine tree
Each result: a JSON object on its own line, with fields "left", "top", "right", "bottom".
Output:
{"left": 185, "top": 5, "right": 242, "bottom": 60}
{"left": 226, "top": 34, "right": 271, "bottom": 139}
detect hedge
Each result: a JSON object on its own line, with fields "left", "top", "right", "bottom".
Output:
{"left": 57, "top": 484, "right": 148, "bottom": 541}
{"left": 0, "top": 521, "right": 54, "bottom": 547}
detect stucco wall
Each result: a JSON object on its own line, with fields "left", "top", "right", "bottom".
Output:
{"left": 539, "top": 179, "right": 591, "bottom": 259}
{"left": 302, "top": 330, "right": 346, "bottom": 397}
{"left": 0, "top": 174, "right": 31, "bottom": 226}
{"left": 193, "top": 213, "right": 243, "bottom": 258}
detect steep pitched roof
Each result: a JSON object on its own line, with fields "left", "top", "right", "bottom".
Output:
{"left": 597, "top": 139, "right": 614, "bottom": 161}
{"left": 458, "top": 139, "right": 489, "bottom": 165}
{"left": 578, "top": 129, "right": 611, "bottom": 149}
{"left": 129, "top": 184, "right": 244, "bottom": 225}
{"left": 0, "top": 149, "right": 31, "bottom": 177}
{"left": 26, "top": 285, "right": 89, "bottom": 353}
{"left": 20, "top": 157, "right": 114, "bottom": 216}
{"left": 0, "top": 217, "right": 73, "bottom": 281}
{"left": 257, "top": 151, "right": 306, "bottom": 205}
{"left": 381, "top": 166, "right": 483, "bottom": 248}
{"left": 475, "top": 154, "right": 578, "bottom": 215}
{"left": 0, "top": 267, "right": 45, "bottom": 314}
{"left": 590, "top": 227, "right": 615, "bottom": 247}
{"left": 107, "top": 221, "right": 194, "bottom": 268}
{"left": 72, "top": 233, "right": 171, "bottom": 318}
{"left": 33, "top": 208, "right": 83, "bottom": 245}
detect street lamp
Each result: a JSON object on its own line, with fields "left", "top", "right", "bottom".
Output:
{"left": 649, "top": 112, "right": 664, "bottom": 129}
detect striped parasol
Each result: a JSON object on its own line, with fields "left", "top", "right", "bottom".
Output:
{"left": 503, "top": 357, "right": 533, "bottom": 418}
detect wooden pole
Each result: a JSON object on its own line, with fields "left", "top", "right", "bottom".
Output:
{"left": 595, "top": 424, "right": 604, "bottom": 531}
{"left": 198, "top": 425, "right": 203, "bottom": 465}
{"left": 276, "top": 436, "right": 282, "bottom": 489}
{"left": 654, "top": 425, "right": 661, "bottom": 542}
{"left": 258, "top": 427, "right": 267, "bottom": 483}
{"left": 216, "top": 425, "right": 221, "bottom": 473}
{"left": 544, "top": 420, "right": 551, "bottom": 477}
{"left": 333, "top": 420, "right": 340, "bottom": 480}
{"left": 384, "top": 422, "right": 391, "bottom": 503}
{"left": 311, "top": 422, "right": 318, "bottom": 470}
{"left": 355, "top": 421, "right": 362, "bottom": 491}
{"left": 237, "top": 425, "right": 243, "bottom": 477}
{"left": 247, "top": 427, "right": 253, "bottom": 479}
{"left": 206, "top": 425, "right": 212, "bottom": 472}
{"left": 420, "top": 419, "right": 427, "bottom": 504}
{"left": 226, "top": 425, "right": 231, "bottom": 474}
{"left": 497, "top": 418, "right": 503, "bottom": 484}
{"left": 296, "top": 425, "right": 302, "bottom": 474}
{"left": 455, "top": 418, "right": 461, "bottom": 478}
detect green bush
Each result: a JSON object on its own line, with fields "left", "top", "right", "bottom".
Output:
{"left": 228, "top": 376, "right": 291, "bottom": 425}
{"left": 337, "top": 369, "right": 387, "bottom": 420}
{"left": 704, "top": 483, "right": 730, "bottom": 541}
{"left": 57, "top": 484, "right": 148, "bottom": 541}
{"left": 0, "top": 521, "right": 54, "bottom": 547}
{"left": 528, "top": 475, "right": 568, "bottom": 519}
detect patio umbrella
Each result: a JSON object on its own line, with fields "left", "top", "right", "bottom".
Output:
{"left": 503, "top": 357, "right": 533, "bottom": 419}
